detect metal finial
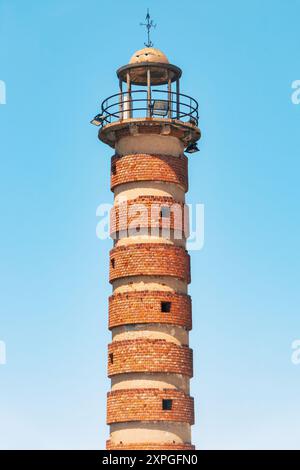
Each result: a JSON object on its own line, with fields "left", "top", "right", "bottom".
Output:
{"left": 140, "top": 9, "right": 156, "bottom": 48}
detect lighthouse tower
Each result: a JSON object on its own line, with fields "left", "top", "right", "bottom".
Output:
{"left": 92, "top": 44, "right": 200, "bottom": 450}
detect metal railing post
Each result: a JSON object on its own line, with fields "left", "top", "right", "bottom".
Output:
{"left": 147, "top": 69, "right": 151, "bottom": 117}
{"left": 176, "top": 79, "right": 180, "bottom": 119}
{"left": 168, "top": 75, "right": 172, "bottom": 119}
{"left": 126, "top": 72, "right": 132, "bottom": 119}
{"left": 119, "top": 78, "right": 123, "bottom": 120}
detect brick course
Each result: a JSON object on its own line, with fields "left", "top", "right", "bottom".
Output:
{"left": 110, "top": 195, "right": 188, "bottom": 237}
{"left": 111, "top": 154, "right": 188, "bottom": 192}
{"left": 107, "top": 388, "right": 194, "bottom": 425}
{"left": 109, "top": 291, "right": 192, "bottom": 330}
{"left": 108, "top": 339, "right": 193, "bottom": 377}
{"left": 109, "top": 244, "right": 191, "bottom": 283}
{"left": 106, "top": 441, "right": 195, "bottom": 450}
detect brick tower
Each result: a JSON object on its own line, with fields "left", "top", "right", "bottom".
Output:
{"left": 92, "top": 46, "right": 200, "bottom": 450}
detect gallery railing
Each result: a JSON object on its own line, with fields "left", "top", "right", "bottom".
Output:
{"left": 99, "top": 89, "right": 199, "bottom": 127}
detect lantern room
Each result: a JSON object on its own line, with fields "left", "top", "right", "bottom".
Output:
{"left": 92, "top": 47, "right": 201, "bottom": 153}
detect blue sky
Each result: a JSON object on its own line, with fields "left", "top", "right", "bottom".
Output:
{"left": 0, "top": 0, "right": 300, "bottom": 449}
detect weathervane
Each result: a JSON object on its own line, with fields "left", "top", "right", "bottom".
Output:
{"left": 140, "top": 9, "right": 156, "bottom": 48}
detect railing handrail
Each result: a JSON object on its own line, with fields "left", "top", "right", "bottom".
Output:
{"left": 100, "top": 89, "right": 199, "bottom": 126}
{"left": 152, "top": 89, "right": 198, "bottom": 107}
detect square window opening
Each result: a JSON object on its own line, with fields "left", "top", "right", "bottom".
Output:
{"left": 162, "top": 399, "right": 173, "bottom": 411}
{"left": 161, "top": 301, "right": 171, "bottom": 313}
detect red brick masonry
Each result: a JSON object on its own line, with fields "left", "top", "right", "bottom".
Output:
{"left": 109, "top": 291, "right": 192, "bottom": 330}
{"left": 109, "top": 244, "right": 191, "bottom": 283}
{"left": 110, "top": 195, "right": 188, "bottom": 237}
{"left": 107, "top": 388, "right": 194, "bottom": 425}
{"left": 106, "top": 441, "right": 195, "bottom": 450}
{"left": 108, "top": 339, "right": 193, "bottom": 377}
{"left": 111, "top": 153, "right": 188, "bottom": 192}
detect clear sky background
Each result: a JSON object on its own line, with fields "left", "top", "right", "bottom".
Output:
{"left": 0, "top": 0, "right": 300, "bottom": 450}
